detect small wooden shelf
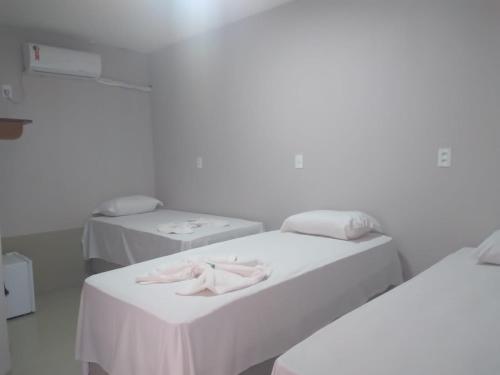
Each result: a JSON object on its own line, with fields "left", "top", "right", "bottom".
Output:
{"left": 0, "top": 118, "right": 32, "bottom": 140}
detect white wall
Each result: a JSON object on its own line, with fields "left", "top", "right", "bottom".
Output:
{"left": 0, "top": 26, "right": 156, "bottom": 237}
{"left": 151, "top": 0, "right": 500, "bottom": 277}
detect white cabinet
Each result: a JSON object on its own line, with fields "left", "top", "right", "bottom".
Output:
{"left": 0, "top": 235, "right": 11, "bottom": 375}
{"left": 3, "top": 252, "right": 36, "bottom": 319}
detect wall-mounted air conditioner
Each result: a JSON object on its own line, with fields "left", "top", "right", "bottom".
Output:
{"left": 23, "top": 43, "right": 102, "bottom": 79}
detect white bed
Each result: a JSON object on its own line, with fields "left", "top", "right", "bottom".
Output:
{"left": 272, "top": 247, "right": 500, "bottom": 375}
{"left": 76, "top": 230, "right": 402, "bottom": 375}
{"left": 82, "top": 209, "right": 264, "bottom": 265}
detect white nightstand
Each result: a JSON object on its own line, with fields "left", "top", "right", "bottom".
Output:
{"left": 3, "top": 252, "right": 36, "bottom": 319}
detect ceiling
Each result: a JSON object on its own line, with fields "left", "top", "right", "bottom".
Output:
{"left": 0, "top": 0, "right": 295, "bottom": 53}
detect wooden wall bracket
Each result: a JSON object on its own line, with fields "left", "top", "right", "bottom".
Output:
{"left": 0, "top": 118, "right": 32, "bottom": 140}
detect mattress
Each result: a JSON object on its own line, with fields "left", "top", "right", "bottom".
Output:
{"left": 76, "top": 231, "right": 402, "bottom": 375}
{"left": 82, "top": 209, "right": 264, "bottom": 265}
{"left": 272, "top": 248, "right": 500, "bottom": 375}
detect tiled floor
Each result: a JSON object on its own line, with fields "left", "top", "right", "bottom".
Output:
{"left": 7, "top": 287, "right": 82, "bottom": 375}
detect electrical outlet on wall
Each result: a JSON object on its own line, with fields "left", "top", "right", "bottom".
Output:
{"left": 437, "top": 147, "right": 452, "bottom": 168}
{"left": 1, "top": 85, "right": 13, "bottom": 99}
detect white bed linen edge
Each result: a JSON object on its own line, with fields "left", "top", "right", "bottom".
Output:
{"left": 272, "top": 248, "right": 500, "bottom": 375}
{"left": 76, "top": 231, "right": 402, "bottom": 375}
{"left": 82, "top": 209, "right": 264, "bottom": 265}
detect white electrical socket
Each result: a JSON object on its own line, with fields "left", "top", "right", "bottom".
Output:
{"left": 1, "top": 84, "right": 13, "bottom": 99}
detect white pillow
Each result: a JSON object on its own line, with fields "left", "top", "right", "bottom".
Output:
{"left": 93, "top": 195, "right": 163, "bottom": 217}
{"left": 477, "top": 230, "right": 500, "bottom": 265}
{"left": 280, "top": 210, "right": 383, "bottom": 240}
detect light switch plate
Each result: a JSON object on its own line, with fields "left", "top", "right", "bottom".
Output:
{"left": 196, "top": 157, "right": 203, "bottom": 169}
{"left": 1, "top": 84, "right": 13, "bottom": 99}
{"left": 437, "top": 148, "right": 452, "bottom": 167}
{"left": 295, "top": 154, "right": 304, "bottom": 169}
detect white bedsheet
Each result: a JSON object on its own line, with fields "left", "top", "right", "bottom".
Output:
{"left": 272, "top": 248, "right": 500, "bottom": 375}
{"left": 82, "top": 209, "right": 264, "bottom": 265}
{"left": 76, "top": 231, "right": 402, "bottom": 375}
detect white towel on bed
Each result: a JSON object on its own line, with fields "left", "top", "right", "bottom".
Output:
{"left": 136, "top": 256, "right": 271, "bottom": 295}
{"left": 157, "top": 218, "right": 230, "bottom": 235}
{"left": 157, "top": 222, "right": 196, "bottom": 234}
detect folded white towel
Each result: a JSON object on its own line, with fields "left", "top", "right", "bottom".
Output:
{"left": 187, "top": 218, "right": 230, "bottom": 228}
{"left": 157, "top": 218, "right": 230, "bottom": 235}
{"left": 136, "top": 256, "right": 271, "bottom": 295}
{"left": 158, "top": 222, "right": 196, "bottom": 234}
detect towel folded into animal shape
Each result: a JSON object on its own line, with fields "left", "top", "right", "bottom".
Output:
{"left": 157, "top": 218, "right": 230, "bottom": 235}
{"left": 136, "top": 256, "right": 271, "bottom": 295}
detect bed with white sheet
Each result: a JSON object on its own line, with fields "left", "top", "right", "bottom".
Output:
{"left": 76, "top": 230, "right": 402, "bottom": 375}
{"left": 82, "top": 209, "right": 264, "bottom": 265}
{"left": 272, "top": 247, "right": 500, "bottom": 375}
